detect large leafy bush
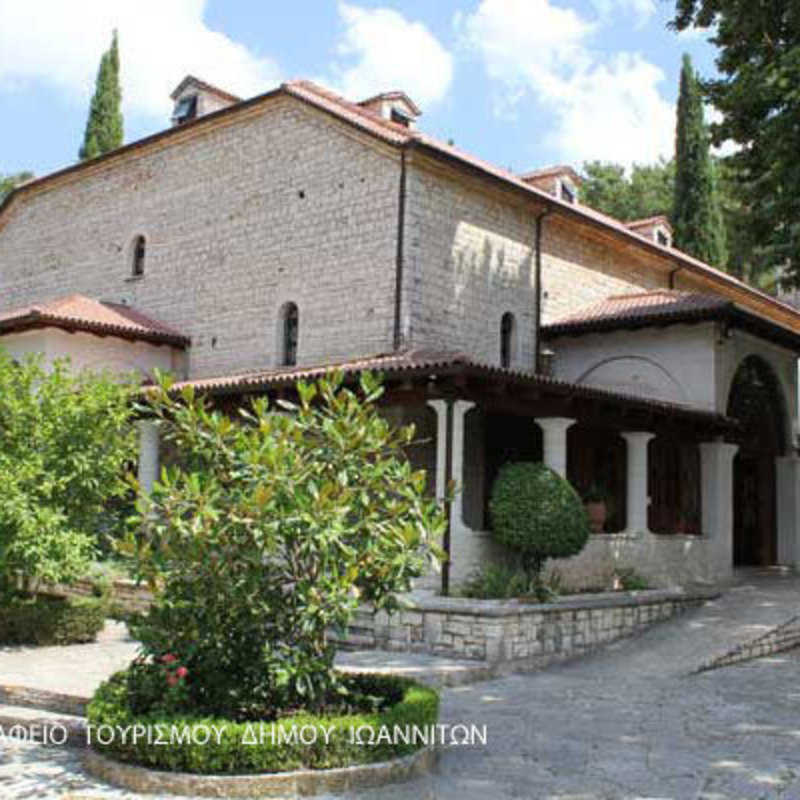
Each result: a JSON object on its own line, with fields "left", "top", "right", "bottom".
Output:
{"left": 122, "top": 371, "right": 444, "bottom": 718}
{"left": 0, "top": 350, "right": 136, "bottom": 598}
{"left": 489, "top": 462, "right": 589, "bottom": 585}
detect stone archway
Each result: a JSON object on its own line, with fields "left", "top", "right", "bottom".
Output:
{"left": 727, "top": 355, "right": 787, "bottom": 566}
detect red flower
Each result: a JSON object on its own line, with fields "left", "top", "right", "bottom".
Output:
{"left": 167, "top": 674, "right": 179, "bottom": 687}
{"left": 176, "top": 666, "right": 188, "bottom": 679}
{"left": 162, "top": 653, "right": 177, "bottom": 664}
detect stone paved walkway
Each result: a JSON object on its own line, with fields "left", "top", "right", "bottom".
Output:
{"left": 0, "top": 569, "right": 798, "bottom": 798}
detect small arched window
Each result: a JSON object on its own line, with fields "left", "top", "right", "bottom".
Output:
{"left": 500, "top": 312, "right": 515, "bottom": 368}
{"left": 280, "top": 302, "right": 299, "bottom": 367}
{"left": 131, "top": 235, "right": 146, "bottom": 277}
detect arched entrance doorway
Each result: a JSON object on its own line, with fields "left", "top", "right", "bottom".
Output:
{"left": 726, "top": 355, "right": 787, "bottom": 566}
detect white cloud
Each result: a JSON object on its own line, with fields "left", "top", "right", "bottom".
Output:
{"left": 590, "top": 0, "right": 657, "bottom": 28}
{"left": 328, "top": 3, "right": 453, "bottom": 110}
{"left": 0, "top": 0, "right": 280, "bottom": 121}
{"left": 459, "top": 0, "right": 676, "bottom": 167}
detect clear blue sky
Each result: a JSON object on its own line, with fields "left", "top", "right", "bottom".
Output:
{"left": 0, "top": 0, "right": 719, "bottom": 181}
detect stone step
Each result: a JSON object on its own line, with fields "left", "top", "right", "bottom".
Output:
{"left": 0, "top": 703, "right": 86, "bottom": 747}
{"left": 330, "top": 632, "right": 376, "bottom": 649}
{"left": 0, "top": 683, "right": 88, "bottom": 716}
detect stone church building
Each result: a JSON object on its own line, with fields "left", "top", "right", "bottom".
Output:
{"left": 1, "top": 76, "right": 799, "bottom": 591}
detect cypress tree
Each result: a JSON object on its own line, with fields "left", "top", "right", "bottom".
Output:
{"left": 79, "top": 30, "right": 123, "bottom": 161}
{"left": 672, "top": 53, "right": 727, "bottom": 266}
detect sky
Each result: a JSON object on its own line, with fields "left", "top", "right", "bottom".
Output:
{"left": 0, "top": 0, "right": 720, "bottom": 181}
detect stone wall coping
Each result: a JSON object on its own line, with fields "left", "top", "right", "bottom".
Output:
{"left": 83, "top": 744, "right": 436, "bottom": 798}
{"left": 395, "top": 587, "right": 720, "bottom": 618}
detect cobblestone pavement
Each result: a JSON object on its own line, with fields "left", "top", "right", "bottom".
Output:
{"left": 1, "top": 571, "right": 798, "bottom": 799}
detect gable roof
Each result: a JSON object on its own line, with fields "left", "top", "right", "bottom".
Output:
{"left": 2, "top": 78, "right": 800, "bottom": 337}
{"left": 170, "top": 75, "right": 241, "bottom": 103}
{"left": 0, "top": 294, "right": 189, "bottom": 347}
{"left": 626, "top": 215, "right": 673, "bottom": 233}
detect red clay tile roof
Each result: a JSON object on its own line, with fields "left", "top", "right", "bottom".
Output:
{"left": 626, "top": 215, "right": 672, "bottom": 232}
{"left": 167, "top": 348, "right": 734, "bottom": 427}
{"left": 542, "top": 291, "right": 733, "bottom": 336}
{"left": 0, "top": 294, "right": 189, "bottom": 347}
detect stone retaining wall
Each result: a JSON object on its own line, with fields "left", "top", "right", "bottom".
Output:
{"left": 45, "top": 578, "right": 152, "bottom": 615}
{"left": 333, "top": 588, "right": 717, "bottom": 671}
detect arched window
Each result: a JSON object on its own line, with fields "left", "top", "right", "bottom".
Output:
{"left": 280, "top": 302, "right": 299, "bottom": 367}
{"left": 500, "top": 312, "right": 515, "bottom": 368}
{"left": 131, "top": 235, "right": 146, "bottom": 277}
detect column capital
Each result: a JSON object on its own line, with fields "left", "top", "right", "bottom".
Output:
{"left": 453, "top": 399, "right": 476, "bottom": 417}
{"left": 621, "top": 430, "right": 656, "bottom": 446}
{"left": 536, "top": 417, "right": 575, "bottom": 478}
{"left": 535, "top": 416, "right": 576, "bottom": 433}
{"left": 699, "top": 440, "right": 739, "bottom": 465}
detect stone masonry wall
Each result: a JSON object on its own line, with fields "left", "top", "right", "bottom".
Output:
{"left": 0, "top": 97, "right": 401, "bottom": 379}
{"left": 405, "top": 156, "right": 537, "bottom": 370}
{"left": 334, "top": 589, "right": 714, "bottom": 670}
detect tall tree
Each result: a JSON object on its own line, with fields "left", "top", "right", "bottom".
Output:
{"left": 0, "top": 171, "right": 33, "bottom": 202}
{"left": 672, "top": 53, "right": 727, "bottom": 266}
{"left": 79, "top": 30, "right": 123, "bottom": 161}
{"left": 672, "top": 1, "right": 800, "bottom": 285}
{"left": 581, "top": 159, "right": 674, "bottom": 222}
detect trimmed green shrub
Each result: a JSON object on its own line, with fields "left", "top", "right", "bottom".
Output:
{"left": 0, "top": 594, "right": 107, "bottom": 645}
{"left": 87, "top": 669, "right": 439, "bottom": 774}
{"left": 490, "top": 462, "right": 590, "bottom": 584}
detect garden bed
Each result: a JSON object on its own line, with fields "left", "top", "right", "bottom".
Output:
{"left": 87, "top": 670, "right": 438, "bottom": 774}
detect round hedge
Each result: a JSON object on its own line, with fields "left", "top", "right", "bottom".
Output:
{"left": 0, "top": 594, "right": 107, "bottom": 645}
{"left": 489, "top": 462, "right": 589, "bottom": 574}
{"left": 87, "top": 670, "right": 439, "bottom": 774}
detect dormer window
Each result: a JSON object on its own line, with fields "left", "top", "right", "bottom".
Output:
{"left": 559, "top": 179, "right": 576, "bottom": 204}
{"left": 173, "top": 95, "right": 198, "bottom": 125}
{"left": 131, "top": 235, "right": 146, "bottom": 277}
{"left": 390, "top": 107, "right": 412, "bottom": 127}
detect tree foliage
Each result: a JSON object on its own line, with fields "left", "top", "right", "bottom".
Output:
{"left": 79, "top": 30, "right": 123, "bottom": 161}
{"left": 672, "top": 53, "right": 727, "bottom": 266}
{"left": 122, "top": 371, "right": 445, "bottom": 718}
{"left": 672, "top": 0, "right": 800, "bottom": 284}
{"left": 489, "top": 462, "right": 589, "bottom": 584}
{"left": 580, "top": 159, "right": 675, "bottom": 222}
{"left": 0, "top": 172, "right": 33, "bottom": 203}
{"left": 0, "top": 351, "right": 137, "bottom": 598}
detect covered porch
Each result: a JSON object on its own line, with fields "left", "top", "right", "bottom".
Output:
{"left": 137, "top": 350, "right": 760, "bottom": 593}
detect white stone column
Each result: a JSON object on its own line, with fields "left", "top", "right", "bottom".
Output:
{"left": 451, "top": 400, "right": 476, "bottom": 529}
{"left": 699, "top": 440, "right": 739, "bottom": 574}
{"left": 621, "top": 431, "right": 655, "bottom": 534}
{"left": 137, "top": 420, "right": 160, "bottom": 493}
{"left": 775, "top": 455, "right": 800, "bottom": 566}
{"left": 536, "top": 417, "right": 575, "bottom": 478}
{"left": 426, "top": 400, "right": 448, "bottom": 504}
